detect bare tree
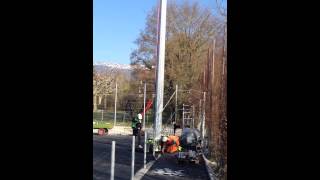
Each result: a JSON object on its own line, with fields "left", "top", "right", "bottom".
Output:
{"left": 215, "top": 0, "right": 227, "bottom": 17}
{"left": 93, "top": 67, "right": 117, "bottom": 111}
{"left": 131, "top": 1, "right": 222, "bottom": 106}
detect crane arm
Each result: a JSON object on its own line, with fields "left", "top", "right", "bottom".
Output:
{"left": 141, "top": 99, "right": 153, "bottom": 116}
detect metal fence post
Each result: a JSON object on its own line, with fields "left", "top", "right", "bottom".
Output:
{"left": 143, "top": 81, "right": 146, "bottom": 129}
{"left": 101, "top": 110, "right": 103, "bottom": 121}
{"left": 175, "top": 84, "right": 178, "bottom": 123}
{"left": 110, "top": 141, "right": 116, "bottom": 180}
{"left": 114, "top": 82, "right": 118, "bottom": 127}
{"left": 182, "top": 104, "right": 185, "bottom": 128}
{"left": 131, "top": 136, "right": 135, "bottom": 180}
{"left": 192, "top": 105, "right": 195, "bottom": 128}
{"left": 144, "top": 131, "right": 147, "bottom": 169}
{"left": 202, "top": 92, "right": 206, "bottom": 140}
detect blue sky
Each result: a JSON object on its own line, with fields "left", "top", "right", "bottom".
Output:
{"left": 93, "top": 0, "right": 225, "bottom": 64}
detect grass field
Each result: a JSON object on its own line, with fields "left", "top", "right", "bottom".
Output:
{"left": 93, "top": 121, "right": 113, "bottom": 129}
{"left": 93, "top": 111, "right": 154, "bottom": 129}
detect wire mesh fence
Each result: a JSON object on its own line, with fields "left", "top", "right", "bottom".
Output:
{"left": 93, "top": 110, "right": 154, "bottom": 127}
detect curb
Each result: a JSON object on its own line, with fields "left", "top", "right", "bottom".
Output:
{"left": 202, "top": 154, "right": 218, "bottom": 180}
{"left": 134, "top": 160, "right": 156, "bottom": 180}
{"left": 134, "top": 153, "right": 162, "bottom": 180}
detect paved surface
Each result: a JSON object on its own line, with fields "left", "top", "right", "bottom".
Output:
{"left": 93, "top": 134, "right": 210, "bottom": 180}
{"left": 141, "top": 153, "right": 210, "bottom": 180}
{"left": 93, "top": 134, "right": 153, "bottom": 180}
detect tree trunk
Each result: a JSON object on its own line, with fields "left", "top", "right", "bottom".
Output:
{"left": 104, "top": 95, "right": 107, "bottom": 111}
{"left": 93, "top": 95, "right": 98, "bottom": 112}
{"left": 98, "top": 96, "right": 102, "bottom": 108}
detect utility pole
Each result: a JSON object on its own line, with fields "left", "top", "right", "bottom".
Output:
{"left": 154, "top": 0, "right": 167, "bottom": 142}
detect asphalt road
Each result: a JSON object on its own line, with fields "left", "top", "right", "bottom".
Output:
{"left": 93, "top": 134, "right": 153, "bottom": 180}
{"left": 93, "top": 134, "right": 209, "bottom": 180}
{"left": 141, "top": 153, "right": 210, "bottom": 180}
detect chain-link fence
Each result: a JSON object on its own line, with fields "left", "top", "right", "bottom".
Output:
{"left": 93, "top": 79, "right": 178, "bottom": 130}
{"left": 93, "top": 109, "right": 154, "bottom": 127}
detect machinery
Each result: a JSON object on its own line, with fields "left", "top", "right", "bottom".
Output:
{"left": 176, "top": 128, "right": 202, "bottom": 164}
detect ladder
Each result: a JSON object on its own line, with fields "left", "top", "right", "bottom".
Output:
{"left": 182, "top": 104, "right": 195, "bottom": 129}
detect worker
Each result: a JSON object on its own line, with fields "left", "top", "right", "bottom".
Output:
{"left": 132, "top": 113, "right": 142, "bottom": 131}
{"left": 160, "top": 135, "right": 180, "bottom": 154}
{"left": 132, "top": 113, "right": 143, "bottom": 148}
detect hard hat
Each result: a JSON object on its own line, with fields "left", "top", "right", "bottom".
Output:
{"left": 138, "top": 113, "right": 142, "bottom": 120}
{"left": 162, "top": 136, "right": 168, "bottom": 142}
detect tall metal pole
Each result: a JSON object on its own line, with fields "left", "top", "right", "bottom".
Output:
{"left": 110, "top": 141, "right": 116, "bottom": 180}
{"left": 175, "top": 85, "right": 178, "bottom": 123}
{"left": 143, "top": 82, "right": 146, "bottom": 129}
{"left": 154, "top": 0, "right": 167, "bottom": 142}
{"left": 114, "top": 82, "right": 117, "bottom": 127}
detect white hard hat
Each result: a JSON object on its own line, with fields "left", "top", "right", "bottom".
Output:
{"left": 138, "top": 113, "right": 142, "bottom": 120}
{"left": 162, "top": 136, "right": 168, "bottom": 142}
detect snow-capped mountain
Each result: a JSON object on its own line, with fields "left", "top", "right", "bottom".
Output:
{"left": 93, "top": 62, "right": 135, "bottom": 78}
{"left": 93, "top": 62, "right": 133, "bottom": 70}
{"left": 93, "top": 62, "right": 150, "bottom": 72}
